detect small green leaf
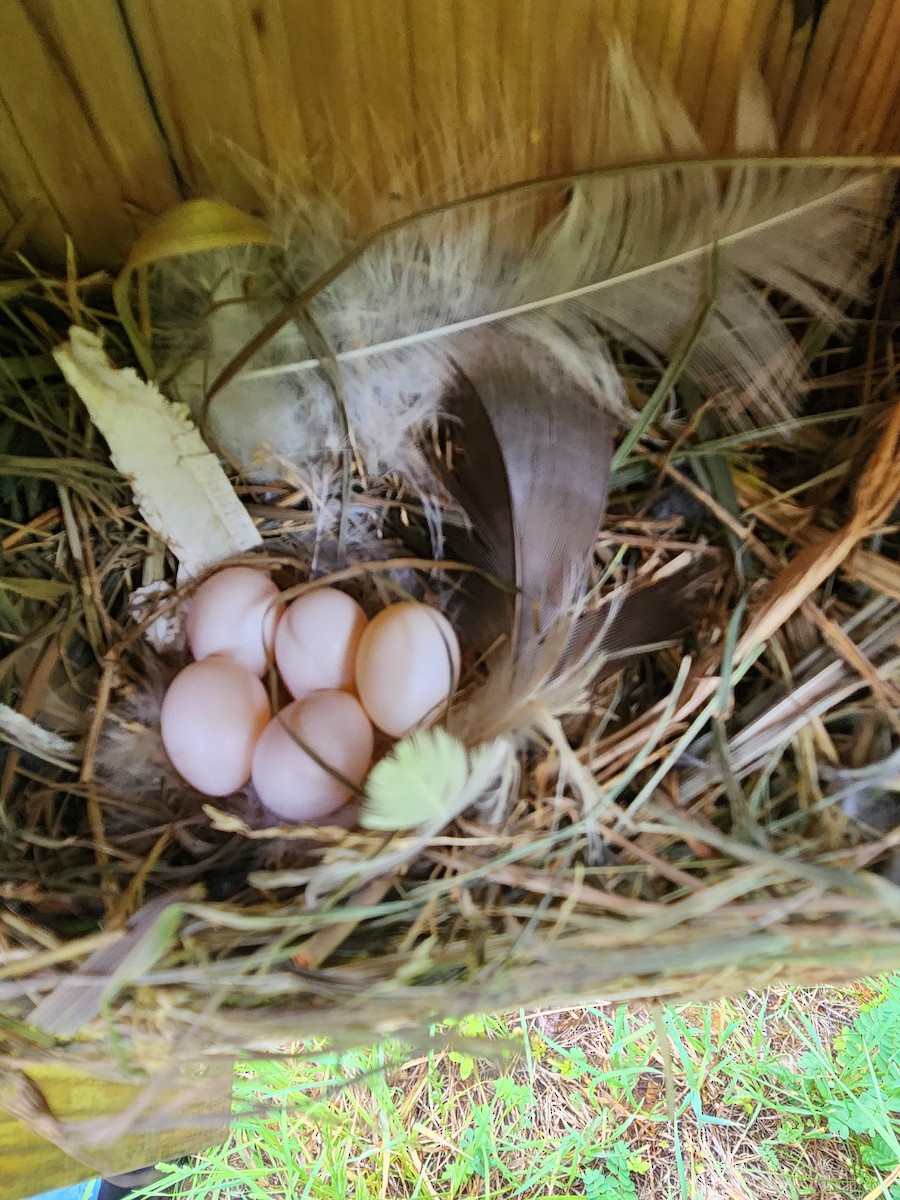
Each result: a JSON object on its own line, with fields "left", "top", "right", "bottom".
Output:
{"left": 361, "top": 728, "right": 508, "bottom": 831}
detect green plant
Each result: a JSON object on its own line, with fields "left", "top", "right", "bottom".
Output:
{"left": 131, "top": 985, "right": 895, "bottom": 1200}
{"left": 582, "top": 1141, "right": 648, "bottom": 1200}
{"left": 798, "top": 976, "right": 900, "bottom": 1194}
{"left": 716, "top": 978, "right": 900, "bottom": 1197}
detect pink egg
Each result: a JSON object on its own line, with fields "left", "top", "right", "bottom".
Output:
{"left": 251, "top": 691, "right": 374, "bottom": 822}
{"left": 275, "top": 587, "right": 368, "bottom": 700}
{"left": 160, "top": 657, "right": 271, "bottom": 796}
{"left": 355, "top": 602, "right": 460, "bottom": 737}
{"left": 186, "top": 566, "right": 281, "bottom": 677}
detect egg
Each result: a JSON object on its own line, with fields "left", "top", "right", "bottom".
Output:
{"left": 355, "top": 602, "right": 460, "bottom": 737}
{"left": 275, "top": 587, "right": 368, "bottom": 700}
{"left": 186, "top": 566, "right": 281, "bottom": 677}
{"left": 251, "top": 691, "right": 374, "bottom": 821}
{"left": 160, "top": 657, "right": 271, "bottom": 796}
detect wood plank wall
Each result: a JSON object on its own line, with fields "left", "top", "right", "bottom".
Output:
{"left": 0, "top": 0, "right": 897, "bottom": 268}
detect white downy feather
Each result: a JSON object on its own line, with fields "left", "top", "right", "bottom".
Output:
{"left": 155, "top": 43, "right": 892, "bottom": 490}
{"left": 298, "top": 734, "right": 517, "bottom": 901}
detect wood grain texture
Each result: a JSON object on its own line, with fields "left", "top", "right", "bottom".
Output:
{"left": 781, "top": 0, "right": 877, "bottom": 150}
{"left": 0, "top": 1059, "right": 231, "bottom": 1200}
{"left": 0, "top": 0, "right": 179, "bottom": 265}
{"left": 0, "top": 95, "right": 67, "bottom": 259}
{"left": 835, "top": 0, "right": 900, "bottom": 152}
{"left": 703, "top": 1, "right": 773, "bottom": 150}
{"left": 0, "top": 0, "right": 897, "bottom": 263}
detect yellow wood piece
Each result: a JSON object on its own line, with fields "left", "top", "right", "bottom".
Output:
{"left": 0, "top": 1060, "right": 232, "bottom": 1200}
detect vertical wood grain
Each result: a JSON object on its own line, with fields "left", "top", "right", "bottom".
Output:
{"left": 763, "top": 0, "right": 815, "bottom": 136}
{"left": 657, "top": 0, "right": 694, "bottom": 88}
{"left": 869, "top": 36, "right": 900, "bottom": 150}
{"left": 832, "top": 0, "right": 898, "bottom": 152}
{"left": 232, "top": 1, "right": 307, "bottom": 178}
{"left": 780, "top": 0, "right": 877, "bottom": 150}
{"left": 638, "top": 0, "right": 685, "bottom": 77}
{"left": 702, "top": 0, "right": 776, "bottom": 150}
{"left": 0, "top": 95, "right": 67, "bottom": 259}
{"left": 674, "top": 3, "right": 723, "bottom": 129}
{"left": 0, "top": 0, "right": 178, "bottom": 265}
{"left": 546, "top": 0, "right": 613, "bottom": 173}
{"left": 122, "top": 1, "right": 272, "bottom": 204}
{"left": 341, "top": 1, "right": 417, "bottom": 197}
{"left": 0, "top": 0, "right": 898, "bottom": 267}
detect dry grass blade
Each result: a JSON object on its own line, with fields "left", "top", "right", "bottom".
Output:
{"left": 736, "top": 393, "right": 900, "bottom": 663}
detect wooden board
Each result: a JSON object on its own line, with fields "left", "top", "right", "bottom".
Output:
{"left": 0, "top": 1, "right": 897, "bottom": 262}
{"left": 0, "top": 1060, "right": 232, "bottom": 1200}
{"left": 0, "top": 0, "right": 179, "bottom": 266}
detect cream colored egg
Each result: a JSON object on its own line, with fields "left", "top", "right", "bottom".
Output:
{"left": 186, "top": 566, "right": 281, "bottom": 677}
{"left": 160, "top": 657, "right": 271, "bottom": 796}
{"left": 251, "top": 691, "right": 374, "bottom": 822}
{"left": 355, "top": 602, "right": 460, "bottom": 738}
{"left": 275, "top": 587, "right": 368, "bottom": 700}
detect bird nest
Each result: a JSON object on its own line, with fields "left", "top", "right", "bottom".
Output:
{"left": 1, "top": 132, "right": 900, "bottom": 1127}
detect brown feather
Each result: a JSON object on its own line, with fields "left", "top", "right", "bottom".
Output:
{"left": 563, "top": 560, "right": 719, "bottom": 681}
{"left": 430, "top": 348, "right": 719, "bottom": 739}
{"left": 438, "top": 337, "right": 613, "bottom": 667}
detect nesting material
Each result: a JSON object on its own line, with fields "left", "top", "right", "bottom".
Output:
{"left": 2, "top": 46, "right": 900, "bottom": 1135}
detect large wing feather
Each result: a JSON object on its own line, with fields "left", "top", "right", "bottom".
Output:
{"left": 158, "top": 44, "right": 893, "bottom": 487}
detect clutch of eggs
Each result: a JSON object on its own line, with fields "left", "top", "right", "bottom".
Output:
{"left": 159, "top": 569, "right": 460, "bottom": 822}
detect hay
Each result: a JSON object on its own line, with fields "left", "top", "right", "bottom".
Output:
{"left": 1, "top": 164, "right": 899, "bottom": 1145}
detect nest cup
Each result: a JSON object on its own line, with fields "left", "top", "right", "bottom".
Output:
{"left": 1, "top": 16, "right": 900, "bottom": 1153}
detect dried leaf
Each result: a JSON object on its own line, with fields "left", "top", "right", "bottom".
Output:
{"left": 736, "top": 528, "right": 852, "bottom": 662}
{"left": 0, "top": 577, "right": 71, "bottom": 601}
{"left": 849, "top": 548, "right": 900, "bottom": 603}
{"left": 852, "top": 394, "right": 900, "bottom": 529}
{"left": 52, "top": 327, "right": 261, "bottom": 575}
{"left": 124, "top": 199, "right": 274, "bottom": 270}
